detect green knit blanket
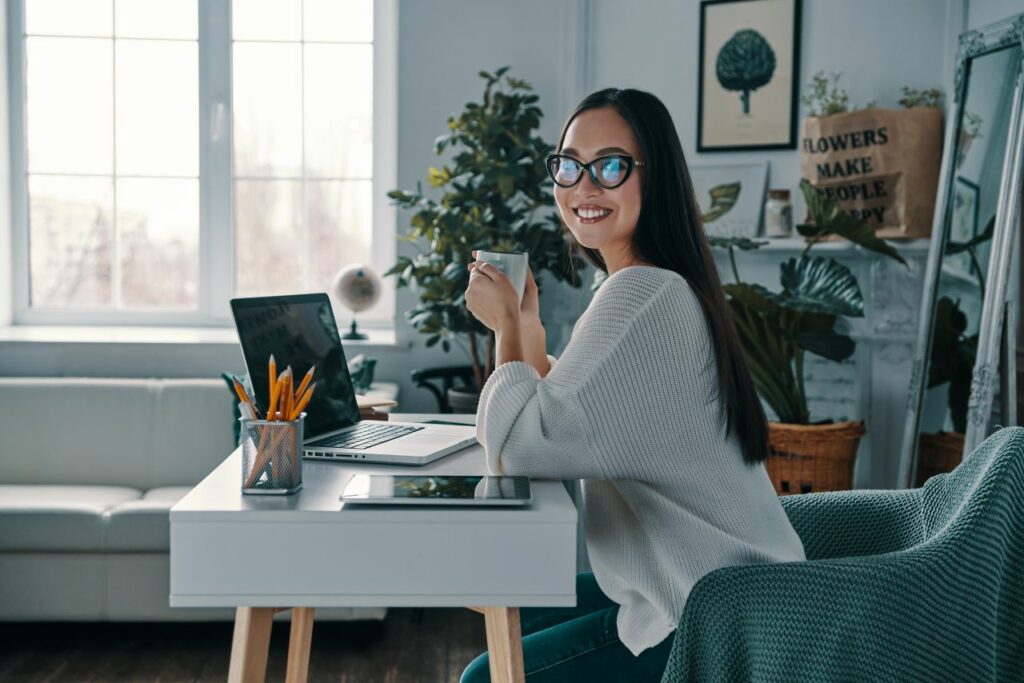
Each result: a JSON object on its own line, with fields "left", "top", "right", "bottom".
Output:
{"left": 660, "top": 426, "right": 1024, "bottom": 682}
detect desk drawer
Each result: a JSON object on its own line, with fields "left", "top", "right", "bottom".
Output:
{"left": 170, "top": 519, "right": 576, "bottom": 608}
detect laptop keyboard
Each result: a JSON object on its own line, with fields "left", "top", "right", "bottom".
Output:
{"left": 307, "top": 422, "right": 424, "bottom": 450}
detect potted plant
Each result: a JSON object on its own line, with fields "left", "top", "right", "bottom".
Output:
{"left": 386, "top": 67, "right": 585, "bottom": 412}
{"left": 713, "top": 180, "right": 908, "bottom": 494}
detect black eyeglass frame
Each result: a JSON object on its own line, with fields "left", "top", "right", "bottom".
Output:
{"left": 544, "top": 153, "right": 645, "bottom": 190}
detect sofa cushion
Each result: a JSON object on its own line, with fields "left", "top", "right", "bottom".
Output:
{"left": 150, "top": 381, "right": 235, "bottom": 487}
{"left": 0, "top": 485, "right": 141, "bottom": 551}
{"left": 0, "top": 378, "right": 235, "bottom": 490}
{"left": 105, "top": 487, "right": 191, "bottom": 552}
{"left": 0, "top": 379, "right": 158, "bottom": 488}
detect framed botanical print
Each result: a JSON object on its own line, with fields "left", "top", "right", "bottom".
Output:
{"left": 690, "top": 162, "right": 769, "bottom": 238}
{"left": 698, "top": 0, "right": 802, "bottom": 151}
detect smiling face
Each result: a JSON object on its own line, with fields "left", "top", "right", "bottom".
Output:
{"left": 554, "top": 107, "right": 644, "bottom": 267}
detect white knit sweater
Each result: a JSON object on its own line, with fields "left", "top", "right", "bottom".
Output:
{"left": 476, "top": 265, "right": 806, "bottom": 655}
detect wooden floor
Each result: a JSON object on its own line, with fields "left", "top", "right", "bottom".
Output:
{"left": 0, "top": 608, "right": 487, "bottom": 682}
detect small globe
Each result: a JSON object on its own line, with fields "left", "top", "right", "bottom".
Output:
{"left": 332, "top": 264, "right": 382, "bottom": 313}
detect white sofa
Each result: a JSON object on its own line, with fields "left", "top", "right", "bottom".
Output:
{"left": 0, "top": 378, "right": 384, "bottom": 622}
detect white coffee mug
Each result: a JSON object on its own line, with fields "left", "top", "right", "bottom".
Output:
{"left": 475, "top": 250, "right": 529, "bottom": 302}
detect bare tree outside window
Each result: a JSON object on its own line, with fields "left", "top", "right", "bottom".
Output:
{"left": 23, "top": 2, "right": 199, "bottom": 311}
{"left": 232, "top": 2, "right": 375, "bottom": 312}
{"left": 17, "top": 0, "right": 380, "bottom": 320}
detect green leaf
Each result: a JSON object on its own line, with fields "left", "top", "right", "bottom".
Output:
{"left": 725, "top": 295, "right": 805, "bottom": 423}
{"left": 798, "top": 179, "right": 907, "bottom": 266}
{"left": 778, "top": 256, "right": 864, "bottom": 318}
{"left": 497, "top": 174, "right": 515, "bottom": 197}
{"left": 792, "top": 330, "right": 855, "bottom": 361}
{"left": 946, "top": 215, "right": 995, "bottom": 255}
{"left": 723, "top": 282, "right": 777, "bottom": 314}
{"left": 441, "top": 261, "right": 466, "bottom": 281}
{"left": 427, "top": 166, "right": 450, "bottom": 187}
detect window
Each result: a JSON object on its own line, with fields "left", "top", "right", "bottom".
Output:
{"left": 8, "top": 0, "right": 396, "bottom": 326}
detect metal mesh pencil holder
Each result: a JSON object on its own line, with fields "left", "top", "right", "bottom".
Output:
{"left": 240, "top": 415, "right": 304, "bottom": 495}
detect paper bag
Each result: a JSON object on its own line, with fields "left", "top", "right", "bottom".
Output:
{"left": 800, "top": 107, "right": 943, "bottom": 239}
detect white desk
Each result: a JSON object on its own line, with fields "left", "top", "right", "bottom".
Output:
{"left": 170, "top": 414, "right": 577, "bottom": 683}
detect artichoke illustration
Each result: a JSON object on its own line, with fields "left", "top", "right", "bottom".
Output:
{"left": 715, "top": 29, "right": 776, "bottom": 115}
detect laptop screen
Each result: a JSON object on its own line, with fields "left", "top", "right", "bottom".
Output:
{"left": 230, "top": 293, "right": 360, "bottom": 438}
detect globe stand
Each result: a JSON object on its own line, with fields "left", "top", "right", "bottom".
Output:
{"left": 342, "top": 319, "right": 368, "bottom": 341}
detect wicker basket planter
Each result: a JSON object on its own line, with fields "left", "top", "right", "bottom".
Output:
{"left": 915, "top": 431, "right": 965, "bottom": 487}
{"left": 766, "top": 420, "right": 866, "bottom": 495}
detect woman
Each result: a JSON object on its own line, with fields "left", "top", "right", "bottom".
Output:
{"left": 461, "top": 88, "right": 805, "bottom": 682}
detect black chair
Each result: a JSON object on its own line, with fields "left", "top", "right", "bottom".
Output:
{"left": 410, "top": 365, "right": 476, "bottom": 413}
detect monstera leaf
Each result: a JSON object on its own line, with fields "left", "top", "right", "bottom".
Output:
{"left": 797, "top": 179, "right": 907, "bottom": 266}
{"left": 701, "top": 182, "right": 741, "bottom": 223}
{"left": 723, "top": 282, "right": 854, "bottom": 422}
{"left": 777, "top": 255, "right": 864, "bottom": 318}
{"left": 792, "top": 329, "right": 856, "bottom": 362}
{"left": 724, "top": 284, "right": 801, "bottom": 422}
{"left": 724, "top": 282, "right": 778, "bottom": 313}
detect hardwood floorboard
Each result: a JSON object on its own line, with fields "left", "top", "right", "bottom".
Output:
{"left": 0, "top": 608, "right": 487, "bottom": 682}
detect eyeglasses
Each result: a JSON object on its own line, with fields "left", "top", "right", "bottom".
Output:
{"left": 544, "top": 153, "right": 645, "bottom": 190}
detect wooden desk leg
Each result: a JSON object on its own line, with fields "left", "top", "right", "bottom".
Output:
{"left": 228, "top": 606, "right": 274, "bottom": 683}
{"left": 482, "top": 607, "right": 525, "bottom": 683}
{"left": 285, "top": 607, "right": 316, "bottom": 683}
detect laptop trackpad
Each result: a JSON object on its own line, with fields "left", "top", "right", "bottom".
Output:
{"left": 371, "top": 433, "right": 464, "bottom": 454}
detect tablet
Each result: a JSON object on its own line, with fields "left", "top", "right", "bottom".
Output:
{"left": 340, "top": 475, "right": 531, "bottom": 506}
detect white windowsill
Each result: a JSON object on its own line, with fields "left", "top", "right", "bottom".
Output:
{"left": 0, "top": 325, "right": 406, "bottom": 348}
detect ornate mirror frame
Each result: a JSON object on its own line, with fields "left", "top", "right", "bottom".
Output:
{"left": 897, "top": 15, "right": 1024, "bottom": 488}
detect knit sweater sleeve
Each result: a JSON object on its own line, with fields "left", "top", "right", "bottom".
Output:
{"left": 476, "top": 270, "right": 714, "bottom": 479}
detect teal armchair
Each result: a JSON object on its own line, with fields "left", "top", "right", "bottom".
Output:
{"left": 661, "top": 427, "right": 1024, "bottom": 682}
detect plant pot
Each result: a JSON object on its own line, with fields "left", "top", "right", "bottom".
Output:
{"left": 765, "top": 420, "right": 866, "bottom": 495}
{"left": 447, "top": 387, "right": 481, "bottom": 414}
{"left": 915, "top": 431, "right": 965, "bottom": 487}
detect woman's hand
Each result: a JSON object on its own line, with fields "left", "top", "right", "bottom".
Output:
{"left": 465, "top": 252, "right": 521, "bottom": 333}
{"left": 520, "top": 266, "right": 541, "bottom": 326}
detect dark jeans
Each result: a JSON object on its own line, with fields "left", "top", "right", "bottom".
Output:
{"left": 460, "top": 573, "right": 673, "bottom": 683}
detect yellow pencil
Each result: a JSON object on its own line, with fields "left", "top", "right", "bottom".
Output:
{"left": 267, "top": 354, "right": 277, "bottom": 418}
{"left": 232, "top": 377, "right": 251, "bottom": 407}
{"left": 268, "top": 368, "right": 286, "bottom": 419}
{"left": 290, "top": 382, "right": 316, "bottom": 420}
{"left": 280, "top": 367, "right": 293, "bottom": 421}
{"left": 294, "top": 365, "right": 315, "bottom": 402}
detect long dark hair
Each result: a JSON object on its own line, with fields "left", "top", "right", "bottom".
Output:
{"left": 556, "top": 88, "right": 768, "bottom": 466}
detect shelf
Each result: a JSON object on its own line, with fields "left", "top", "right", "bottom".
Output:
{"left": 716, "top": 236, "right": 932, "bottom": 255}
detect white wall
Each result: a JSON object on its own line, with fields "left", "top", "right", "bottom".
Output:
{"left": 0, "top": 3, "right": 10, "bottom": 328}
{"left": 968, "top": 0, "right": 1023, "bottom": 28}
{"left": 589, "top": 0, "right": 957, "bottom": 219}
{"left": 3, "top": 0, "right": 1004, "bottom": 432}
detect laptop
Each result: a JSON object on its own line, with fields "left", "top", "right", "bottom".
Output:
{"left": 230, "top": 293, "right": 478, "bottom": 465}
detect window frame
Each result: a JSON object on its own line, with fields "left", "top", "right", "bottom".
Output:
{"left": 6, "top": 0, "right": 397, "bottom": 328}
